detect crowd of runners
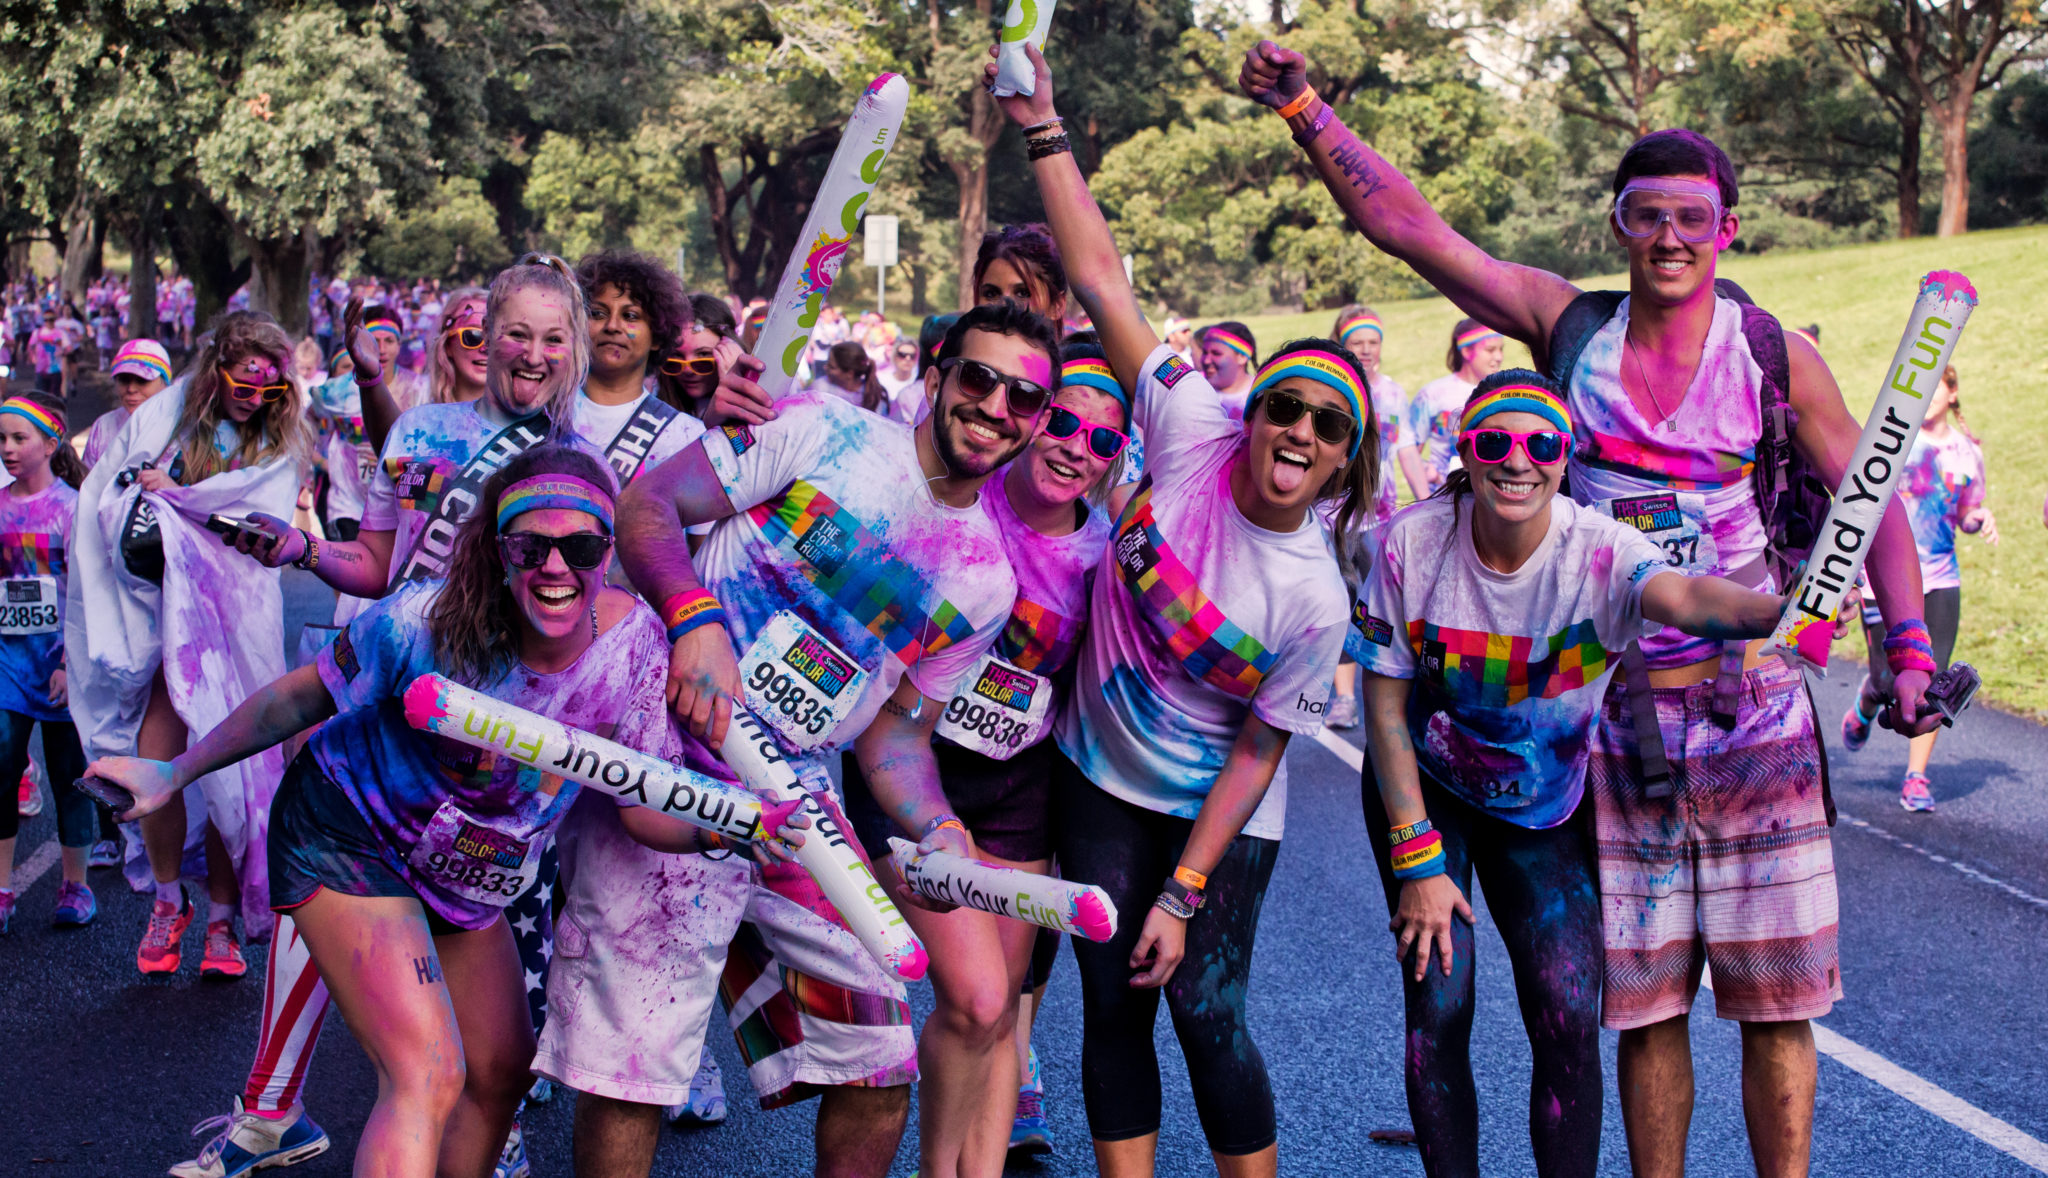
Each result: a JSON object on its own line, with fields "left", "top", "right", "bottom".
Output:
{"left": 0, "top": 35, "right": 2014, "bottom": 1178}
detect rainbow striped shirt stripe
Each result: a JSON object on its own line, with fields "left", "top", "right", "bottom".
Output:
{"left": 387, "top": 457, "right": 456, "bottom": 514}
{"left": 1578, "top": 437, "right": 1755, "bottom": 492}
{"left": 748, "top": 480, "right": 978, "bottom": 669}
{"left": 1111, "top": 482, "right": 1275, "bottom": 699}
{"left": 1408, "top": 617, "right": 1613, "bottom": 707}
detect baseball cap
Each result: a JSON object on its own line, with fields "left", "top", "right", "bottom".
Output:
{"left": 110, "top": 338, "right": 173, "bottom": 383}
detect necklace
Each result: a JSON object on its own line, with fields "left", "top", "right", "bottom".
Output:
{"left": 1625, "top": 330, "right": 1677, "bottom": 423}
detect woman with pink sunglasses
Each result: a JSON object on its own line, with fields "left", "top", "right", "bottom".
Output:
{"left": 1354, "top": 368, "right": 1786, "bottom": 1178}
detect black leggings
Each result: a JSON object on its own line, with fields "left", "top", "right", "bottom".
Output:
{"left": 1361, "top": 758, "right": 1603, "bottom": 1178}
{"left": 1053, "top": 752, "right": 1279, "bottom": 1156}
{"left": 0, "top": 710, "right": 90, "bottom": 845}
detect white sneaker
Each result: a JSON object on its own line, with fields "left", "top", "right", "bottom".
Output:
{"left": 1325, "top": 691, "right": 1361, "bottom": 730}
{"left": 666, "top": 1051, "right": 728, "bottom": 1126}
{"left": 168, "top": 1097, "right": 330, "bottom": 1178}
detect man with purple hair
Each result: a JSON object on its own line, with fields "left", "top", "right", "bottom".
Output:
{"left": 1241, "top": 40, "right": 1944, "bottom": 1178}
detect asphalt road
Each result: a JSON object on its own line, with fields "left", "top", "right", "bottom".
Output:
{"left": 4, "top": 570, "right": 2044, "bottom": 1176}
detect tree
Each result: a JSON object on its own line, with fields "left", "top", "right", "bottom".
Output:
{"left": 365, "top": 176, "right": 514, "bottom": 280}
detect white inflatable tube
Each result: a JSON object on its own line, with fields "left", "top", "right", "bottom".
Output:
{"left": 888, "top": 837, "right": 1117, "bottom": 942}
{"left": 991, "top": 0, "right": 1057, "bottom": 97}
{"left": 1767, "top": 270, "right": 1978, "bottom": 674}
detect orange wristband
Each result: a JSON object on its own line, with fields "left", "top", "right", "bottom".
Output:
{"left": 1275, "top": 86, "right": 1319, "bottom": 121}
{"left": 1173, "top": 865, "right": 1209, "bottom": 891}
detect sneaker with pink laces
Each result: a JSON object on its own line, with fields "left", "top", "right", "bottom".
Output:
{"left": 17, "top": 770, "right": 41, "bottom": 817}
{"left": 1900, "top": 771, "right": 1936, "bottom": 813}
{"left": 201, "top": 920, "right": 248, "bottom": 979}
{"left": 138, "top": 898, "right": 194, "bottom": 974}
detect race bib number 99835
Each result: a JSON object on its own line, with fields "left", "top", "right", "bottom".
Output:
{"left": 738, "top": 610, "right": 872, "bottom": 751}
{"left": 935, "top": 656, "right": 1052, "bottom": 760}
{"left": 0, "top": 576, "right": 61, "bottom": 636}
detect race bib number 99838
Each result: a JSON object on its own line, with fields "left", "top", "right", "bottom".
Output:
{"left": 738, "top": 610, "right": 872, "bottom": 751}
{"left": 0, "top": 576, "right": 61, "bottom": 636}
{"left": 935, "top": 656, "right": 1052, "bottom": 760}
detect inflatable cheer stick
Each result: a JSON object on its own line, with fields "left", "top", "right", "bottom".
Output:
{"left": 400, "top": 674, "right": 776, "bottom": 844}
{"left": 752, "top": 74, "right": 910, "bottom": 399}
{"left": 717, "top": 711, "right": 928, "bottom": 981}
{"left": 991, "top": 0, "right": 1057, "bottom": 97}
{"left": 1767, "top": 270, "right": 1978, "bottom": 675}
{"left": 888, "top": 837, "right": 1117, "bottom": 942}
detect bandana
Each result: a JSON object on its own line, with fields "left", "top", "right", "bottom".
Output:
{"left": 497, "top": 474, "right": 616, "bottom": 533}
{"left": 1207, "top": 328, "right": 1254, "bottom": 362}
{"left": 1059, "top": 358, "right": 1128, "bottom": 408}
{"left": 1245, "top": 349, "right": 1368, "bottom": 460}
{"left": 0, "top": 397, "right": 62, "bottom": 438}
{"left": 1338, "top": 313, "right": 1383, "bottom": 343}
{"left": 1454, "top": 325, "right": 1503, "bottom": 354}
{"left": 1459, "top": 381, "right": 1571, "bottom": 436}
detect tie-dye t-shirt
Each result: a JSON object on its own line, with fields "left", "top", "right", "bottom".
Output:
{"left": 311, "top": 581, "right": 683, "bottom": 929}
{"left": 1564, "top": 295, "right": 1770, "bottom": 668}
{"left": 1057, "top": 345, "right": 1350, "bottom": 841}
{"left": 695, "top": 392, "right": 1016, "bottom": 763}
{"left": 1408, "top": 373, "right": 1473, "bottom": 482}
{"left": 0, "top": 481, "right": 76, "bottom": 723}
{"left": 1898, "top": 427, "right": 1985, "bottom": 592}
{"left": 1369, "top": 371, "right": 1413, "bottom": 523}
{"left": 1358, "top": 495, "right": 1667, "bottom": 828}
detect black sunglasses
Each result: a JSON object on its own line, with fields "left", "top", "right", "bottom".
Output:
{"left": 938, "top": 357, "right": 1050, "bottom": 418}
{"left": 499, "top": 531, "right": 613, "bottom": 571}
{"left": 1259, "top": 390, "right": 1356, "bottom": 446}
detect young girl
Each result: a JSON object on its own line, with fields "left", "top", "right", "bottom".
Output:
{"left": 68, "top": 311, "right": 314, "bottom": 978}
{"left": 991, "top": 45, "right": 1367, "bottom": 1177}
{"left": 1842, "top": 363, "right": 1996, "bottom": 811}
{"left": 1356, "top": 370, "right": 1785, "bottom": 1178}
{"left": 1407, "top": 319, "right": 1504, "bottom": 496}
{"left": 0, "top": 393, "right": 93, "bottom": 931}
{"left": 86, "top": 445, "right": 795, "bottom": 1178}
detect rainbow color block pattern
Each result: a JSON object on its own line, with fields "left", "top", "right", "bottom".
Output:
{"left": 1408, "top": 617, "right": 1614, "bottom": 707}
{"left": 0, "top": 532, "right": 61, "bottom": 578}
{"left": 749, "top": 481, "right": 979, "bottom": 669}
{"left": 1000, "top": 597, "right": 1075, "bottom": 674}
{"left": 1113, "top": 483, "right": 1276, "bottom": 699}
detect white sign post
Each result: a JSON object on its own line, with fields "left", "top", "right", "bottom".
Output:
{"left": 866, "top": 214, "right": 900, "bottom": 316}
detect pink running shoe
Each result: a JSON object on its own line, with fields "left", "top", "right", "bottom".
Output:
{"left": 201, "top": 919, "right": 248, "bottom": 979}
{"left": 1900, "top": 771, "right": 1935, "bottom": 813}
{"left": 1841, "top": 700, "right": 1876, "bottom": 752}
{"left": 138, "top": 898, "right": 194, "bottom": 974}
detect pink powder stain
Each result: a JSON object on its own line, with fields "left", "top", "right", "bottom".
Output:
{"left": 1016, "top": 351, "right": 1053, "bottom": 387}
{"left": 401, "top": 673, "right": 454, "bottom": 729}
{"left": 865, "top": 72, "right": 899, "bottom": 98}
{"left": 1790, "top": 616, "right": 1832, "bottom": 670}
{"left": 892, "top": 941, "right": 929, "bottom": 981}
{"left": 1588, "top": 545, "right": 1614, "bottom": 582}
{"left": 1921, "top": 270, "right": 1978, "bottom": 306}
{"left": 758, "top": 796, "right": 802, "bottom": 838}
{"left": 1071, "top": 889, "right": 1117, "bottom": 943}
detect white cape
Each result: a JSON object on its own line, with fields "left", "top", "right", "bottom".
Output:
{"left": 66, "top": 389, "right": 299, "bottom": 938}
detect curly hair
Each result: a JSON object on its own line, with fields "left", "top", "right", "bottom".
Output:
{"left": 575, "top": 250, "right": 691, "bottom": 367}
{"left": 173, "top": 311, "right": 315, "bottom": 483}
{"left": 427, "top": 444, "right": 619, "bottom": 687}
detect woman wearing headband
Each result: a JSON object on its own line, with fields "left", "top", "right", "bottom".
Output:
{"left": 1356, "top": 370, "right": 1785, "bottom": 1178}
{"left": 989, "top": 44, "right": 1368, "bottom": 1175}
{"left": 0, "top": 392, "right": 92, "bottom": 931}
{"left": 1407, "top": 318, "right": 1505, "bottom": 496}
{"left": 84, "top": 445, "right": 799, "bottom": 1177}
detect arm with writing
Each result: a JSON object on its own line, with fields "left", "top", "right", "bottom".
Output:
{"left": 222, "top": 521, "right": 395, "bottom": 598}
{"left": 853, "top": 678, "right": 973, "bottom": 866}
{"left": 1362, "top": 671, "right": 1472, "bottom": 981}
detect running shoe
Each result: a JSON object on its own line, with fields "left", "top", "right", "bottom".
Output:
{"left": 1325, "top": 691, "right": 1361, "bottom": 730}
{"left": 138, "top": 897, "right": 193, "bottom": 974}
{"left": 1009, "top": 1045, "right": 1054, "bottom": 1156}
{"left": 201, "top": 919, "right": 248, "bottom": 979}
{"left": 17, "top": 769, "right": 41, "bottom": 817}
{"left": 493, "top": 1120, "right": 532, "bottom": 1178}
{"left": 168, "top": 1097, "right": 330, "bottom": 1178}
{"left": 526, "top": 1076, "right": 555, "bottom": 1105}
{"left": 88, "top": 838, "right": 121, "bottom": 869}
{"left": 0, "top": 887, "right": 15, "bottom": 935}
{"left": 1841, "top": 700, "right": 1876, "bottom": 752}
{"left": 1900, "top": 771, "right": 1936, "bottom": 813}
{"left": 666, "top": 1052, "right": 728, "bottom": 1126}
{"left": 52, "top": 879, "right": 95, "bottom": 928}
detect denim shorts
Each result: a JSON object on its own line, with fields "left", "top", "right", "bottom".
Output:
{"left": 269, "top": 750, "right": 463, "bottom": 937}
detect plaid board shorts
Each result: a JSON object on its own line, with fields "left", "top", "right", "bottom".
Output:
{"left": 1589, "top": 658, "right": 1843, "bottom": 1029}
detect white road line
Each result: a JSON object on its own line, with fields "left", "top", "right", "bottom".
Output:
{"left": 1307, "top": 727, "right": 2048, "bottom": 1172}
{"left": 1836, "top": 810, "right": 2048, "bottom": 912}
{"left": 11, "top": 839, "right": 59, "bottom": 892}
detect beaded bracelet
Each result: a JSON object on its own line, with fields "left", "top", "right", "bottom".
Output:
{"left": 1026, "top": 133, "right": 1072, "bottom": 161}
{"left": 1882, "top": 619, "right": 1938, "bottom": 677}
{"left": 1390, "top": 830, "right": 1446, "bottom": 881}
{"left": 1022, "top": 116, "right": 1065, "bottom": 136}
{"left": 662, "top": 588, "right": 728, "bottom": 643}
{"left": 1275, "top": 86, "right": 1319, "bottom": 120}
{"left": 1154, "top": 889, "right": 1198, "bottom": 920}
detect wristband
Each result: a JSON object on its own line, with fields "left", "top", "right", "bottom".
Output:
{"left": 1172, "top": 865, "right": 1208, "bottom": 891}
{"left": 662, "top": 589, "right": 727, "bottom": 643}
{"left": 921, "top": 813, "right": 967, "bottom": 841}
{"left": 292, "top": 530, "right": 320, "bottom": 571}
{"left": 1275, "top": 86, "right": 1319, "bottom": 120}
{"left": 1022, "top": 116, "right": 1065, "bottom": 136}
{"left": 1385, "top": 817, "right": 1433, "bottom": 848}
{"left": 1293, "top": 103, "right": 1335, "bottom": 149}
{"left": 1882, "top": 619, "right": 1938, "bottom": 677}
{"left": 1390, "top": 830, "right": 1446, "bottom": 881}
{"left": 1154, "top": 889, "right": 1198, "bottom": 920}
{"left": 1161, "top": 872, "right": 1205, "bottom": 913}
{"left": 1026, "top": 133, "right": 1072, "bottom": 162}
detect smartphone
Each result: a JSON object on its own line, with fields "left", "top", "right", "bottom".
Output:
{"left": 205, "top": 513, "right": 253, "bottom": 536}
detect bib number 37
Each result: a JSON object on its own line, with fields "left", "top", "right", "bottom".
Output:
{"left": 935, "top": 656, "right": 1052, "bottom": 761}
{"left": 738, "top": 611, "right": 872, "bottom": 751}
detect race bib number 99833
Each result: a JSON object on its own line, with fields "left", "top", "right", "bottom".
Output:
{"left": 0, "top": 576, "right": 61, "bottom": 636}
{"left": 738, "top": 610, "right": 872, "bottom": 751}
{"left": 935, "top": 656, "right": 1052, "bottom": 760}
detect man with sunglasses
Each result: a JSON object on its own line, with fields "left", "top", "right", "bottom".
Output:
{"left": 540, "top": 300, "right": 1055, "bottom": 1178}
{"left": 1244, "top": 42, "right": 1943, "bottom": 1178}
{"left": 878, "top": 339, "right": 923, "bottom": 425}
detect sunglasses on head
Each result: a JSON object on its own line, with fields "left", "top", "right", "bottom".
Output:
{"left": 660, "top": 354, "right": 719, "bottom": 377}
{"left": 219, "top": 368, "right": 290, "bottom": 403}
{"left": 1258, "top": 390, "right": 1356, "bottom": 447}
{"left": 1460, "top": 428, "right": 1572, "bottom": 466}
{"left": 1044, "top": 405, "right": 1128, "bottom": 461}
{"left": 448, "top": 326, "right": 485, "bottom": 350}
{"left": 938, "top": 357, "right": 1050, "bottom": 418}
{"left": 498, "top": 531, "right": 613, "bottom": 571}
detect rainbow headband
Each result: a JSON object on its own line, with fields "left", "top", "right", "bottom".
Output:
{"left": 1208, "top": 328, "right": 1254, "bottom": 361}
{"left": 1455, "top": 324, "right": 1503, "bottom": 353}
{"left": 1459, "top": 382, "right": 1571, "bottom": 435}
{"left": 1245, "top": 350, "right": 1368, "bottom": 459}
{"left": 497, "top": 474, "right": 616, "bottom": 533}
{"left": 366, "top": 318, "right": 403, "bottom": 339}
{"left": 1060, "top": 358, "right": 1128, "bottom": 407}
{"left": 0, "top": 398, "right": 61, "bottom": 438}
{"left": 1338, "top": 313, "right": 1383, "bottom": 343}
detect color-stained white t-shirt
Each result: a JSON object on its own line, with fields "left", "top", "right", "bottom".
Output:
{"left": 1057, "top": 345, "right": 1349, "bottom": 841}
{"left": 1408, "top": 373, "right": 1473, "bottom": 483}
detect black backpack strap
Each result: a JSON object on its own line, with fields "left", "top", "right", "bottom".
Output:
{"left": 1541, "top": 290, "right": 1625, "bottom": 386}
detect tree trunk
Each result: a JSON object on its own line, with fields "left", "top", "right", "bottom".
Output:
{"left": 1895, "top": 102, "right": 1923, "bottom": 238}
{"left": 247, "top": 232, "right": 312, "bottom": 337}
{"left": 1933, "top": 90, "right": 1974, "bottom": 238}
{"left": 57, "top": 194, "right": 100, "bottom": 302}
{"left": 165, "top": 192, "right": 250, "bottom": 330}
{"left": 952, "top": 155, "right": 989, "bottom": 312}
{"left": 124, "top": 216, "right": 160, "bottom": 341}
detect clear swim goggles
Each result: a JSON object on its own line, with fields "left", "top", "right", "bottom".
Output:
{"left": 1612, "top": 179, "right": 1728, "bottom": 244}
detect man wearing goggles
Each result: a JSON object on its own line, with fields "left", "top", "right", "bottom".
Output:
{"left": 1243, "top": 39, "right": 1944, "bottom": 1178}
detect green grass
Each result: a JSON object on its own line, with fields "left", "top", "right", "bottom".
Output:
{"left": 1230, "top": 224, "right": 2048, "bottom": 717}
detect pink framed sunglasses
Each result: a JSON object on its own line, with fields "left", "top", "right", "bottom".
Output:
{"left": 1459, "top": 427, "right": 1572, "bottom": 466}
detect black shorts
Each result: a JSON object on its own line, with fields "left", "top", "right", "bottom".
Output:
{"left": 840, "top": 737, "right": 1055, "bottom": 864}
{"left": 268, "top": 750, "right": 464, "bottom": 937}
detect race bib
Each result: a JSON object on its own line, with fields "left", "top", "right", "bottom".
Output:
{"left": 1599, "top": 491, "right": 1719, "bottom": 573}
{"left": 935, "top": 656, "right": 1052, "bottom": 761}
{"left": 0, "top": 577, "right": 61, "bottom": 636}
{"left": 406, "top": 800, "right": 539, "bottom": 906}
{"left": 738, "top": 610, "right": 872, "bottom": 751}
